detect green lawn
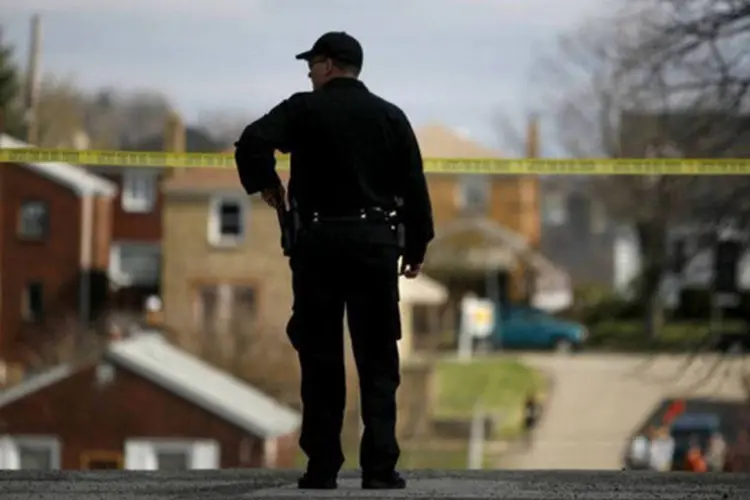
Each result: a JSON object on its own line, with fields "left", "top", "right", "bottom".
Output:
{"left": 434, "top": 357, "right": 545, "bottom": 438}
{"left": 292, "top": 356, "right": 543, "bottom": 469}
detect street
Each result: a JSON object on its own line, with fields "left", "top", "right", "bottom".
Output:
{"left": 2, "top": 469, "right": 748, "bottom": 500}
{"left": 500, "top": 352, "right": 748, "bottom": 470}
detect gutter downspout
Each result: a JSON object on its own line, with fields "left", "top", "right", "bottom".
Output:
{"left": 79, "top": 193, "right": 94, "bottom": 332}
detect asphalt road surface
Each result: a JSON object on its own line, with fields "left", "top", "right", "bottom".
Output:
{"left": 2, "top": 469, "right": 749, "bottom": 500}
{"left": 502, "top": 353, "right": 748, "bottom": 470}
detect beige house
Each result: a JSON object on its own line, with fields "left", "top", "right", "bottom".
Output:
{"left": 159, "top": 167, "right": 446, "bottom": 363}
{"left": 160, "top": 168, "right": 291, "bottom": 353}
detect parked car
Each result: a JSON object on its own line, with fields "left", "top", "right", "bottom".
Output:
{"left": 489, "top": 305, "right": 587, "bottom": 352}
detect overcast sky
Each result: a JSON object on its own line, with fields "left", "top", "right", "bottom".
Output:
{"left": 2, "top": 0, "right": 612, "bottom": 154}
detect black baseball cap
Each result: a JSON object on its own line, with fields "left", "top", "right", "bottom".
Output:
{"left": 295, "top": 32, "right": 363, "bottom": 70}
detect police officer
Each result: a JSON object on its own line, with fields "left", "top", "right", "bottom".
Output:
{"left": 234, "top": 32, "right": 434, "bottom": 490}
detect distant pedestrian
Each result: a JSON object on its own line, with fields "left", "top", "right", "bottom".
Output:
{"left": 522, "top": 392, "right": 541, "bottom": 447}
{"left": 685, "top": 437, "right": 707, "bottom": 472}
{"left": 648, "top": 426, "right": 675, "bottom": 472}
{"left": 706, "top": 432, "right": 727, "bottom": 472}
{"left": 628, "top": 430, "right": 650, "bottom": 470}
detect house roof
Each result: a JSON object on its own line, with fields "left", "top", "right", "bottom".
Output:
{"left": 162, "top": 144, "right": 290, "bottom": 195}
{"left": 0, "top": 134, "right": 117, "bottom": 196}
{"left": 163, "top": 167, "right": 290, "bottom": 195}
{"left": 414, "top": 123, "right": 503, "bottom": 158}
{"left": 163, "top": 123, "right": 503, "bottom": 194}
{"left": 0, "top": 334, "right": 301, "bottom": 439}
{"left": 107, "top": 334, "right": 300, "bottom": 438}
{"left": 0, "top": 134, "right": 117, "bottom": 197}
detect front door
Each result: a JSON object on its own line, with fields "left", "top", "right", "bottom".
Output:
{"left": 81, "top": 451, "right": 123, "bottom": 470}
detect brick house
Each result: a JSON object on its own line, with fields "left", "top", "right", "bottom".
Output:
{"left": 0, "top": 134, "right": 117, "bottom": 369}
{"left": 412, "top": 123, "right": 570, "bottom": 322}
{"left": 86, "top": 115, "right": 225, "bottom": 312}
{"left": 414, "top": 124, "right": 543, "bottom": 299}
{"left": 0, "top": 332, "right": 300, "bottom": 470}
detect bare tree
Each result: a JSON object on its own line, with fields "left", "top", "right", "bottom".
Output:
{"left": 196, "top": 109, "right": 254, "bottom": 148}
{"left": 32, "top": 73, "right": 87, "bottom": 148}
{"left": 82, "top": 88, "right": 174, "bottom": 148}
{"left": 530, "top": 10, "right": 696, "bottom": 337}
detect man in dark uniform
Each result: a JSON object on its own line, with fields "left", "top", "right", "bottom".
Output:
{"left": 233, "top": 32, "right": 434, "bottom": 490}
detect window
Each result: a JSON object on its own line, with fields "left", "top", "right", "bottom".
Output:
{"left": 208, "top": 197, "right": 248, "bottom": 247}
{"left": 156, "top": 451, "right": 190, "bottom": 471}
{"left": 124, "top": 439, "right": 219, "bottom": 470}
{"left": 0, "top": 436, "right": 61, "bottom": 470}
{"left": 19, "top": 445, "right": 52, "bottom": 469}
{"left": 230, "top": 286, "right": 258, "bottom": 331}
{"left": 109, "top": 243, "right": 161, "bottom": 287}
{"left": 22, "top": 282, "right": 44, "bottom": 322}
{"left": 197, "top": 286, "right": 219, "bottom": 335}
{"left": 456, "top": 175, "right": 490, "bottom": 214}
{"left": 195, "top": 284, "right": 258, "bottom": 334}
{"left": 543, "top": 192, "right": 567, "bottom": 226}
{"left": 18, "top": 200, "right": 49, "bottom": 239}
{"left": 122, "top": 171, "right": 157, "bottom": 213}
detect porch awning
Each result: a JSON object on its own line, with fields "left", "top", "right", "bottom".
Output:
{"left": 424, "top": 217, "right": 566, "bottom": 279}
{"left": 399, "top": 274, "right": 448, "bottom": 305}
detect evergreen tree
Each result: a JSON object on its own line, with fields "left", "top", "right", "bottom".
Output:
{"left": 0, "top": 27, "right": 23, "bottom": 137}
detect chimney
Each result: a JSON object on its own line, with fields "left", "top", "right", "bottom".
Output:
{"left": 163, "top": 111, "right": 186, "bottom": 177}
{"left": 163, "top": 111, "right": 186, "bottom": 153}
{"left": 525, "top": 113, "right": 539, "bottom": 158}
{"left": 25, "top": 14, "right": 42, "bottom": 145}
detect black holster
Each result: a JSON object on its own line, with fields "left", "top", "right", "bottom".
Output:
{"left": 277, "top": 206, "right": 300, "bottom": 256}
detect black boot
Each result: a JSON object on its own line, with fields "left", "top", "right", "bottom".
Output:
{"left": 297, "top": 472, "right": 338, "bottom": 490}
{"left": 362, "top": 471, "right": 407, "bottom": 489}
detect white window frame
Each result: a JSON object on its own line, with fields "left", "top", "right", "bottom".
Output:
{"left": 124, "top": 439, "right": 219, "bottom": 470}
{"left": 0, "top": 435, "right": 61, "bottom": 470}
{"left": 122, "top": 171, "right": 157, "bottom": 213}
{"left": 456, "top": 175, "right": 490, "bottom": 213}
{"left": 108, "top": 242, "right": 161, "bottom": 287}
{"left": 18, "top": 200, "right": 49, "bottom": 239}
{"left": 208, "top": 195, "right": 249, "bottom": 248}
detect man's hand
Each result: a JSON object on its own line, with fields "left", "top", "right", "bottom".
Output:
{"left": 261, "top": 184, "right": 287, "bottom": 209}
{"left": 400, "top": 260, "right": 422, "bottom": 279}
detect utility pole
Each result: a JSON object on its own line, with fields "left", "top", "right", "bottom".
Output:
{"left": 467, "top": 401, "right": 486, "bottom": 470}
{"left": 25, "top": 14, "right": 42, "bottom": 145}
{"left": 523, "top": 113, "right": 540, "bottom": 304}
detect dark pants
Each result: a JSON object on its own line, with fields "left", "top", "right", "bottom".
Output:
{"left": 286, "top": 222, "right": 402, "bottom": 477}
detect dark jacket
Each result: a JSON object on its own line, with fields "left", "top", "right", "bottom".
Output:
{"left": 234, "top": 77, "right": 434, "bottom": 264}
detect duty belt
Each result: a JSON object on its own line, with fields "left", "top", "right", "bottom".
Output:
{"left": 306, "top": 207, "right": 397, "bottom": 224}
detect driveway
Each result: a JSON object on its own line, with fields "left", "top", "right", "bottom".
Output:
{"left": 500, "top": 352, "right": 748, "bottom": 470}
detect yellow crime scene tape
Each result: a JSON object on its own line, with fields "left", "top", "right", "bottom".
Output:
{"left": 2, "top": 148, "right": 750, "bottom": 175}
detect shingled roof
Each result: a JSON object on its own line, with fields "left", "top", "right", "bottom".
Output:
{"left": 162, "top": 123, "right": 503, "bottom": 194}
